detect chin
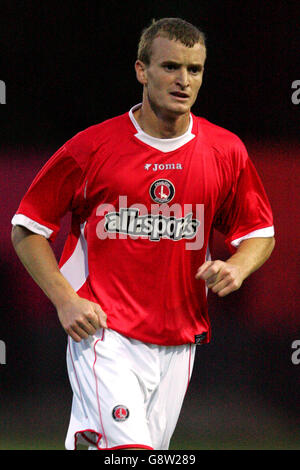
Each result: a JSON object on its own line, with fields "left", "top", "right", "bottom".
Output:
{"left": 168, "top": 98, "right": 192, "bottom": 114}
{"left": 149, "top": 94, "right": 190, "bottom": 118}
{"left": 167, "top": 103, "right": 190, "bottom": 116}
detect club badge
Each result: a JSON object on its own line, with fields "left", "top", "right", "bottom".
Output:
{"left": 112, "top": 405, "right": 130, "bottom": 422}
{"left": 149, "top": 179, "right": 175, "bottom": 204}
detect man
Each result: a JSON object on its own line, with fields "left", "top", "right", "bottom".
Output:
{"left": 11, "top": 18, "right": 275, "bottom": 450}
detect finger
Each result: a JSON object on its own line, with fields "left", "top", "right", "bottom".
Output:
{"left": 196, "top": 261, "right": 224, "bottom": 281}
{"left": 77, "top": 317, "right": 97, "bottom": 335}
{"left": 210, "top": 274, "right": 232, "bottom": 293}
{"left": 204, "top": 272, "right": 222, "bottom": 288}
{"left": 217, "top": 278, "right": 241, "bottom": 297}
{"left": 66, "top": 324, "right": 89, "bottom": 342}
{"left": 206, "top": 266, "right": 230, "bottom": 288}
{"left": 195, "top": 261, "right": 213, "bottom": 279}
{"left": 210, "top": 274, "right": 241, "bottom": 296}
{"left": 85, "top": 312, "right": 100, "bottom": 330}
{"left": 93, "top": 304, "right": 108, "bottom": 328}
{"left": 68, "top": 331, "right": 83, "bottom": 343}
{"left": 217, "top": 284, "right": 236, "bottom": 297}
{"left": 206, "top": 275, "right": 218, "bottom": 288}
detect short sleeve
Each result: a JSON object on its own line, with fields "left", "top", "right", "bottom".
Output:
{"left": 11, "top": 145, "right": 84, "bottom": 242}
{"left": 213, "top": 141, "right": 274, "bottom": 252}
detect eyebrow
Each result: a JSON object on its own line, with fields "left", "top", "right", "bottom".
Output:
{"left": 161, "top": 60, "right": 204, "bottom": 70}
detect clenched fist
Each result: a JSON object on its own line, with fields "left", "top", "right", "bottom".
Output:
{"left": 57, "top": 296, "right": 108, "bottom": 342}
{"left": 195, "top": 260, "right": 244, "bottom": 297}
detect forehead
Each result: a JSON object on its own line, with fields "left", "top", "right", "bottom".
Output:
{"left": 150, "top": 36, "right": 206, "bottom": 65}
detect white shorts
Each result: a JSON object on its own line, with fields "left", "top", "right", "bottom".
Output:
{"left": 65, "top": 328, "right": 196, "bottom": 450}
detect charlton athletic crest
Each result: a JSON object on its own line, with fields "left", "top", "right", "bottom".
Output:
{"left": 112, "top": 405, "right": 130, "bottom": 422}
{"left": 149, "top": 179, "right": 175, "bottom": 204}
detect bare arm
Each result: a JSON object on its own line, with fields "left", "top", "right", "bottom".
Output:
{"left": 11, "top": 225, "right": 107, "bottom": 341}
{"left": 195, "top": 237, "right": 275, "bottom": 297}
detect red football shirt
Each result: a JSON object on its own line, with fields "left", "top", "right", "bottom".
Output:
{"left": 12, "top": 105, "right": 274, "bottom": 345}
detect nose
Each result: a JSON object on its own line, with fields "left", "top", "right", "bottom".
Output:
{"left": 175, "top": 67, "right": 189, "bottom": 89}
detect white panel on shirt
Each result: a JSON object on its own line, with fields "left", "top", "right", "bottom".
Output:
{"left": 11, "top": 215, "right": 89, "bottom": 292}
{"left": 60, "top": 222, "right": 89, "bottom": 292}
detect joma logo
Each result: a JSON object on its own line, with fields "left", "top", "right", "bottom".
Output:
{"left": 144, "top": 163, "right": 183, "bottom": 171}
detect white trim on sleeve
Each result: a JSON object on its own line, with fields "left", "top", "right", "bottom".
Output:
{"left": 11, "top": 214, "right": 53, "bottom": 239}
{"left": 231, "top": 226, "right": 275, "bottom": 247}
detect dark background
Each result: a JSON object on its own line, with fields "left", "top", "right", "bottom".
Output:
{"left": 0, "top": 0, "right": 299, "bottom": 449}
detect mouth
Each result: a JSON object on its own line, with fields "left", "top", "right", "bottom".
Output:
{"left": 169, "top": 91, "right": 190, "bottom": 100}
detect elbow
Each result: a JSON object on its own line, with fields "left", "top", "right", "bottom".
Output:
{"left": 11, "top": 224, "right": 32, "bottom": 248}
{"left": 270, "top": 236, "right": 276, "bottom": 252}
{"left": 11, "top": 224, "right": 19, "bottom": 248}
{"left": 268, "top": 236, "right": 276, "bottom": 258}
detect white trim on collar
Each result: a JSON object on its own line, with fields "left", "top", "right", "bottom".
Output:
{"left": 129, "top": 103, "right": 195, "bottom": 153}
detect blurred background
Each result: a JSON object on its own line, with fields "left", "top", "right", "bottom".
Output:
{"left": 0, "top": 0, "right": 299, "bottom": 450}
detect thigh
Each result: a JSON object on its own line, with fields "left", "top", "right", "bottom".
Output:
{"left": 147, "top": 343, "right": 196, "bottom": 450}
{"left": 65, "top": 329, "right": 154, "bottom": 450}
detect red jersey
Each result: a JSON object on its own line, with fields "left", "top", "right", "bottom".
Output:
{"left": 12, "top": 105, "right": 274, "bottom": 345}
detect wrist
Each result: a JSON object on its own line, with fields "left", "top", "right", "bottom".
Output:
{"left": 45, "top": 272, "right": 79, "bottom": 310}
{"left": 225, "top": 254, "right": 251, "bottom": 281}
{"left": 52, "top": 291, "right": 79, "bottom": 311}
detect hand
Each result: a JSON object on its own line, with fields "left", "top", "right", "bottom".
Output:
{"left": 56, "top": 296, "right": 108, "bottom": 342}
{"left": 195, "top": 260, "right": 244, "bottom": 297}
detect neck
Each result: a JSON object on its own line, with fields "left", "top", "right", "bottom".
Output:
{"left": 134, "top": 99, "right": 190, "bottom": 139}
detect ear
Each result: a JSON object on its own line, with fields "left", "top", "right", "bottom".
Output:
{"left": 135, "top": 60, "right": 148, "bottom": 86}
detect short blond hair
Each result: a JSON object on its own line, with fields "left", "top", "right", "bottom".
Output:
{"left": 137, "top": 17, "right": 206, "bottom": 65}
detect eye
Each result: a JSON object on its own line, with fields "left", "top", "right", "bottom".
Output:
{"left": 162, "top": 63, "right": 178, "bottom": 71}
{"left": 189, "top": 66, "right": 202, "bottom": 74}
